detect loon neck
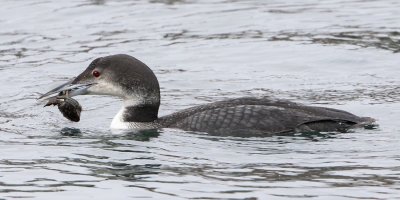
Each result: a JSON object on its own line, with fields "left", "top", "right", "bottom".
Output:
{"left": 110, "top": 101, "right": 160, "bottom": 129}
{"left": 122, "top": 104, "right": 159, "bottom": 122}
{"left": 121, "top": 96, "right": 160, "bottom": 121}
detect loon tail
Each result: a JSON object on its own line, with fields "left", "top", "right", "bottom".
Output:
{"left": 354, "top": 117, "right": 378, "bottom": 130}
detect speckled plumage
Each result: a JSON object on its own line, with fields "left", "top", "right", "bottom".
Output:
{"left": 158, "top": 97, "right": 374, "bottom": 136}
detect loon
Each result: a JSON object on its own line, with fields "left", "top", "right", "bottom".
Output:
{"left": 40, "top": 54, "right": 375, "bottom": 136}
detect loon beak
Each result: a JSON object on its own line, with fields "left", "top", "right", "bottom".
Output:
{"left": 38, "top": 78, "right": 96, "bottom": 100}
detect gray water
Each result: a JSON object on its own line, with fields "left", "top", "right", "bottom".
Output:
{"left": 1, "top": 0, "right": 400, "bottom": 199}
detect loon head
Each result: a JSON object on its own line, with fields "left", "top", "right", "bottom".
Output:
{"left": 40, "top": 54, "right": 161, "bottom": 127}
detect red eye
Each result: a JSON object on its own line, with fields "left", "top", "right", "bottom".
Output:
{"left": 92, "top": 70, "right": 100, "bottom": 77}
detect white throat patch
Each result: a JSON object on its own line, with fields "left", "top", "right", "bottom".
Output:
{"left": 110, "top": 107, "right": 130, "bottom": 129}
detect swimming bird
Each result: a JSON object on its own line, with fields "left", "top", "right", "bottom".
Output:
{"left": 40, "top": 54, "right": 375, "bottom": 136}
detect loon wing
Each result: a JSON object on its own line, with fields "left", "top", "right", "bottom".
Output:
{"left": 158, "top": 97, "right": 373, "bottom": 136}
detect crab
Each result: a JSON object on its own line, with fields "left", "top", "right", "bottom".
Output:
{"left": 44, "top": 92, "right": 82, "bottom": 122}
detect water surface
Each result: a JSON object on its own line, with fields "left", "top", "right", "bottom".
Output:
{"left": 1, "top": 0, "right": 400, "bottom": 199}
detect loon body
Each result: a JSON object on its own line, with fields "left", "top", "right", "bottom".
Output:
{"left": 40, "top": 54, "right": 375, "bottom": 136}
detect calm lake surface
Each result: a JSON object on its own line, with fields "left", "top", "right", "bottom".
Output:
{"left": 1, "top": 0, "right": 400, "bottom": 199}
